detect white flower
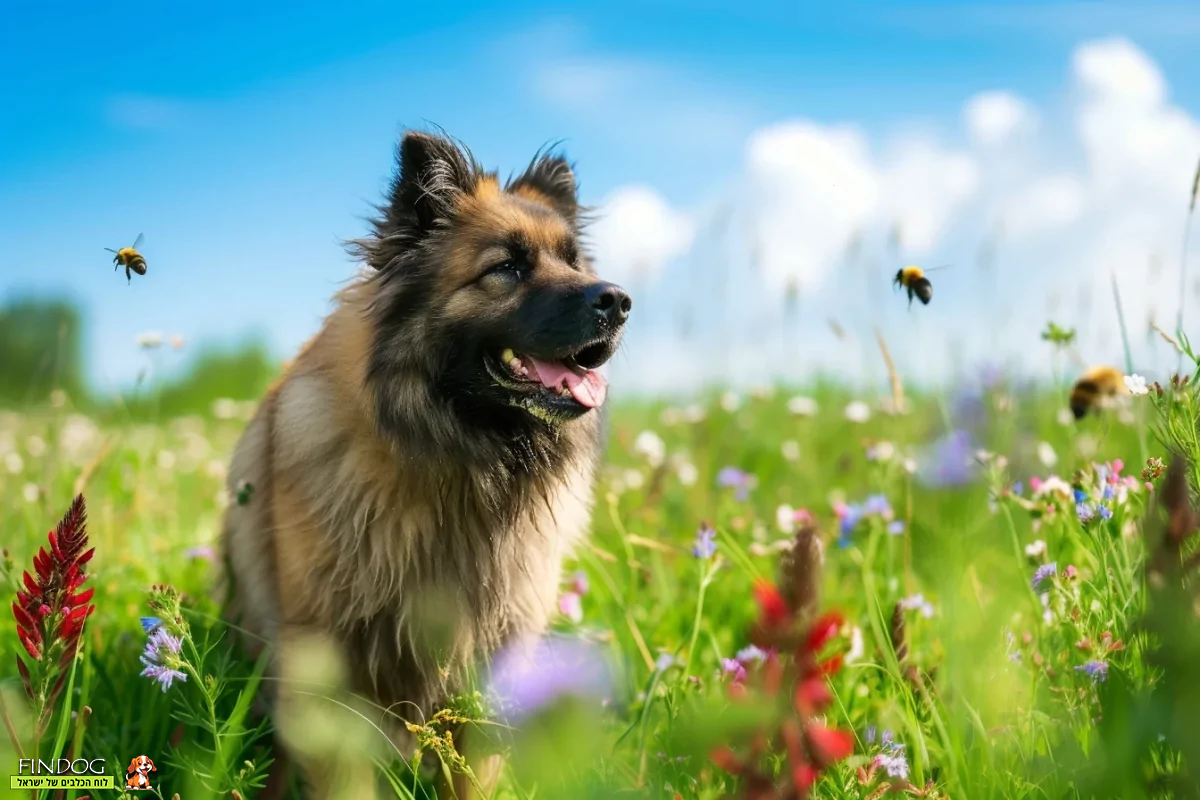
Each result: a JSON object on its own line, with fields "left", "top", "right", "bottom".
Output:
{"left": 157, "top": 450, "right": 177, "bottom": 471}
{"left": 780, "top": 440, "right": 801, "bottom": 461}
{"left": 4, "top": 452, "right": 24, "bottom": 474}
{"left": 1034, "top": 475, "right": 1072, "bottom": 498}
{"left": 720, "top": 392, "right": 741, "bottom": 412}
{"left": 1025, "top": 539, "right": 1047, "bottom": 558}
{"left": 844, "top": 400, "right": 871, "bottom": 423}
{"left": 1056, "top": 408, "right": 1075, "bottom": 426}
{"left": 1036, "top": 441, "right": 1058, "bottom": 468}
{"left": 633, "top": 430, "right": 666, "bottom": 467}
{"left": 1124, "top": 374, "right": 1149, "bottom": 396}
{"left": 212, "top": 398, "right": 239, "bottom": 420}
{"left": 682, "top": 404, "right": 706, "bottom": 424}
{"left": 676, "top": 461, "right": 698, "bottom": 486}
{"left": 135, "top": 330, "right": 164, "bottom": 349}
{"left": 902, "top": 457, "right": 918, "bottom": 474}
{"left": 866, "top": 441, "right": 895, "bottom": 462}
{"left": 786, "top": 396, "right": 818, "bottom": 417}
{"left": 659, "top": 407, "right": 682, "bottom": 427}
{"left": 1076, "top": 434, "right": 1098, "bottom": 459}
{"left": 776, "top": 504, "right": 796, "bottom": 533}
{"left": 622, "top": 469, "right": 645, "bottom": 491}
{"left": 22, "top": 483, "right": 40, "bottom": 503}
{"left": 26, "top": 436, "right": 46, "bottom": 458}
{"left": 844, "top": 626, "right": 865, "bottom": 664}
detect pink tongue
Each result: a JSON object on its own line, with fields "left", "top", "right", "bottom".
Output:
{"left": 527, "top": 358, "right": 608, "bottom": 408}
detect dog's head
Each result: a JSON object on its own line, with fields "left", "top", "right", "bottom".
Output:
{"left": 353, "top": 130, "right": 631, "bottom": 452}
{"left": 127, "top": 755, "right": 155, "bottom": 775}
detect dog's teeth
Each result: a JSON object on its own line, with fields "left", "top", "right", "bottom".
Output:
{"left": 501, "top": 348, "right": 515, "bottom": 363}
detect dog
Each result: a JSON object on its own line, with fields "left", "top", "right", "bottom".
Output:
{"left": 125, "top": 755, "right": 155, "bottom": 790}
{"left": 219, "top": 129, "right": 630, "bottom": 797}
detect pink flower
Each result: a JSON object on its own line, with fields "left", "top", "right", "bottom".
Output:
{"left": 570, "top": 570, "right": 589, "bottom": 597}
{"left": 558, "top": 592, "right": 583, "bottom": 624}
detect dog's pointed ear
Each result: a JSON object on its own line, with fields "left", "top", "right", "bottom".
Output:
{"left": 388, "top": 131, "right": 476, "bottom": 234}
{"left": 509, "top": 150, "right": 578, "bottom": 221}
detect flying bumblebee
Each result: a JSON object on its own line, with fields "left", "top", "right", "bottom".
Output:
{"left": 1069, "top": 365, "right": 1128, "bottom": 420}
{"left": 105, "top": 234, "right": 147, "bottom": 283}
{"left": 893, "top": 265, "right": 945, "bottom": 307}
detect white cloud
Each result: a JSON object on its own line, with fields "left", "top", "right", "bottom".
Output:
{"left": 964, "top": 91, "right": 1037, "bottom": 146}
{"left": 588, "top": 186, "right": 695, "bottom": 283}
{"left": 603, "top": 36, "right": 1200, "bottom": 394}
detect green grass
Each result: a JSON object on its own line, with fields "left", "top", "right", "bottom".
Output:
{"left": 1, "top": 374, "right": 1197, "bottom": 799}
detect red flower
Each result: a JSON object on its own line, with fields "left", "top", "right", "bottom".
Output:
{"left": 12, "top": 495, "right": 95, "bottom": 725}
{"left": 712, "top": 582, "right": 854, "bottom": 798}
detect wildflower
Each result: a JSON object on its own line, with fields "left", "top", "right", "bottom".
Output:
{"left": 776, "top": 505, "right": 814, "bottom": 534}
{"left": 736, "top": 644, "right": 768, "bottom": 665}
{"left": 1037, "top": 442, "right": 1058, "bottom": 468}
{"left": 1057, "top": 408, "right": 1075, "bottom": 426}
{"left": 135, "top": 331, "right": 164, "bottom": 349}
{"left": 886, "top": 520, "right": 906, "bottom": 535}
{"left": 570, "top": 570, "right": 589, "bottom": 597}
{"left": 873, "top": 733, "right": 910, "bottom": 780}
{"left": 13, "top": 495, "right": 96, "bottom": 733}
{"left": 656, "top": 653, "right": 679, "bottom": 673}
{"left": 487, "top": 635, "right": 612, "bottom": 725}
{"left": 1098, "top": 505, "right": 1113, "bottom": 521}
{"left": 1073, "top": 488, "right": 1088, "bottom": 504}
{"left": 1064, "top": 565, "right": 1078, "bottom": 580}
{"left": 1142, "top": 457, "right": 1166, "bottom": 483}
{"left": 22, "top": 483, "right": 40, "bottom": 503}
{"left": 864, "top": 726, "right": 878, "bottom": 745}
{"left": 1032, "top": 562, "right": 1057, "bottom": 590}
{"left": 787, "top": 396, "right": 818, "bottom": 417}
{"left": 1124, "top": 374, "right": 1149, "bottom": 396}
{"left": 712, "top": 586, "right": 853, "bottom": 797}
{"left": 781, "top": 440, "right": 801, "bottom": 461}
{"left": 720, "top": 392, "right": 742, "bottom": 412}
{"left": 866, "top": 441, "right": 895, "bottom": 462}
{"left": 721, "top": 658, "right": 747, "bottom": 683}
{"left": 844, "top": 400, "right": 871, "bottom": 423}
{"left": 917, "top": 429, "right": 976, "bottom": 488}
{"left": 898, "top": 593, "right": 935, "bottom": 618}
{"left": 140, "top": 627, "right": 187, "bottom": 692}
{"left": 1032, "top": 475, "right": 1072, "bottom": 499}
{"left": 862, "top": 494, "right": 894, "bottom": 520}
{"left": 1074, "top": 660, "right": 1109, "bottom": 683}
{"left": 1012, "top": 480, "right": 1024, "bottom": 495}
{"left": 633, "top": 430, "right": 666, "bottom": 467}
{"left": 558, "top": 592, "right": 583, "bottom": 624}
{"left": 844, "top": 626, "right": 865, "bottom": 664}
{"left": 1025, "top": 539, "right": 1046, "bottom": 558}
{"left": 692, "top": 524, "right": 718, "bottom": 559}
{"left": 184, "top": 545, "right": 216, "bottom": 561}
{"left": 676, "top": 460, "right": 699, "bottom": 486}
{"left": 717, "top": 467, "right": 755, "bottom": 501}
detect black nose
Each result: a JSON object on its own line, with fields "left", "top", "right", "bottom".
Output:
{"left": 584, "top": 282, "right": 632, "bottom": 325}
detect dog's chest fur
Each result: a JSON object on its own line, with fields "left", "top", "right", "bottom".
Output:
{"left": 222, "top": 294, "right": 599, "bottom": 719}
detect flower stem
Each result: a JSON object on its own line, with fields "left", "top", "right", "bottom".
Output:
{"left": 0, "top": 690, "right": 25, "bottom": 758}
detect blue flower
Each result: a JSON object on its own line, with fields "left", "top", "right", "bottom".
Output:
{"left": 863, "top": 494, "right": 892, "bottom": 517}
{"left": 692, "top": 524, "right": 717, "bottom": 559}
{"left": 1073, "top": 488, "right": 1088, "bottom": 504}
{"left": 864, "top": 725, "right": 878, "bottom": 745}
{"left": 1074, "top": 660, "right": 1108, "bottom": 683}
{"left": 1076, "top": 503, "right": 1096, "bottom": 523}
{"left": 1032, "top": 562, "right": 1057, "bottom": 590}
{"left": 1098, "top": 504, "right": 1113, "bottom": 521}
{"left": 1012, "top": 481, "right": 1024, "bottom": 495}
{"left": 887, "top": 520, "right": 906, "bottom": 535}
{"left": 1102, "top": 484, "right": 1114, "bottom": 501}
{"left": 716, "top": 467, "right": 753, "bottom": 502}
{"left": 916, "top": 429, "right": 977, "bottom": 488}
{"left": 736, "top": 645, "right": 768, "bottom": 664}
{"left": 839, "top": 504, "right": 863, "bottom": 536}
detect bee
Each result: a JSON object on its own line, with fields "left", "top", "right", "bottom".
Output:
{"left": 1069, "top": 365, "right": 1128, "bottom": 420}
{"left": 105, "top": 233, "right": 147, "bottom": 282}
{"left": 892, "top": 265, "right": 945, "bottom": 307}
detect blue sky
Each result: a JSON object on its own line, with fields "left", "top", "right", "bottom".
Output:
{"left": 3, "top": 1, "right": 1200, "bottom": 396}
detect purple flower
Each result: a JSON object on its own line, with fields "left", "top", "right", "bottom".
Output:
{"left": 863, "top": 494, "right": 893, "bottom": 518}
{"left": 716, "top": 467, "right": 754, "bottom": 500}
{"left": 720, "top": 658, "right": 746, "bottom": 682}
{"left": 736, "top": 644, "right": 767, "bottom": 664}
{"left": 692, "top": 524, "right": 717, "bottom": 559}
{"left": 864, "top": 725, "right": 878, "bottom": 744}
{"left": 1012, "top": 480, "right": 1024, "bottom": 495}
{"left": 139, "top": 627, "right": 186, "bottom": 692}
{"left": 874, "top": 752, "right": 910, "bottom": 780}
{"left": 1098, "top": 504, "right": 1113, "bottom": 521}
{"left": 1032, "top": 562, "right": 1057, "bottom": 590}
{"left": 917, "top": 429, "right": 977, "bottom": 488}
{"left": 1077, "top": 503, "right": 1096, "bottom": 523}
{"left": 838, "top": 504, "right": 863, "bottom": 538}
{"left": 487, "top": 636, "right": 613, "bottom": 725}
{"left": 1101, "top": 484, "right": 1114, "bottom": 501}
{"left": 184, "top": 545, "right": 216, "bottom": 561}
{"left": 887, "top": 520, "right": 906, "bottom": 535}
{"left": 1075, "top": 660, "right": 1109, "bottom": 683}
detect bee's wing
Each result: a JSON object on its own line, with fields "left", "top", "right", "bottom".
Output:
{"left": 132, "top": 233, "right": 145, "bottom": 250}
{"left": 923, "top": 264, "right": 952, "bottom": 273}
{"left": 104, "top": 247, "right": 118, "bottom": 253}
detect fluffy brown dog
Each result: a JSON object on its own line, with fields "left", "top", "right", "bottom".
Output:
{"left": 219, "top": 130, "right": 630, "bottom": 796}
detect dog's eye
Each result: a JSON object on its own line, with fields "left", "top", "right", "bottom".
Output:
{"left": 484, "top": 259, "right": 526, "bottom": 280}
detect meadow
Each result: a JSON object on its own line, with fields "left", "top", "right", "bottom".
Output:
{"left": 2, "top": 338, "right": 1200, "bottom": 799}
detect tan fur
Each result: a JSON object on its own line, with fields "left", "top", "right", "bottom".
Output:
{"left": 221, "top": 280, "right": 598, "bottom": 790}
